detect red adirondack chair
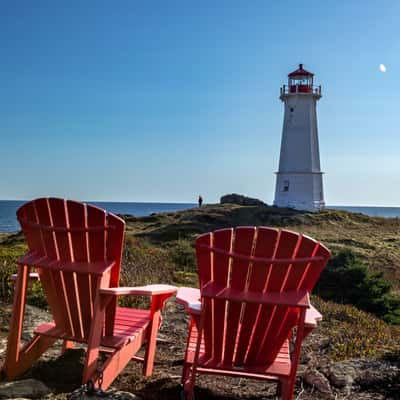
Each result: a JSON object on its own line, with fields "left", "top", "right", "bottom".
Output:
{"left": 176, "top": 227, "right": 330, "bottom": 400}
{"left": 3, "top": 198, "right": 176, "bottom": 390}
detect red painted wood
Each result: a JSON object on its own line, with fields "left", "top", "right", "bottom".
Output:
{"left": 6, "top": 198, "right": 176, "bottom": 390}
{"left": 235, "top": 227, "right": 279, "bottom": 365}
{"left": 64, "top": 201, "right": 88, "bottom": 339}
{"left": 223, "top": 227, "right": 255, "bottom": 365}
{"left": 18, "top": 201, "right": 44, "bottom": 255}
{"left": 284, "top": 235, "right": 317, "bottom": 291}
{"left": 106, "top": 213, "right": 125, "bottom": 288}
{"left": 67, "top": 200, "right": 88, "bottom": 262}
{"left": 34, "top": 198, "right": 57, "bottom": 259}
{"left": 301, "top": 243, "right": 331, "bottom": 291}
{"left": 48, "top": 198, "right": 72, "bottom": 261}
{"left": 195, "top": 232, "right": 212, "bottom": 360}
{"left": 254, "top": 230, "right": 300, "bottom": 365}
{"left": 3, "top": 264, "right": 29, "bottom": 379}
{"left": 62, "top": 271, "right": 84, "bottom": 339}
{"left": 183, "top": 226, "right": 331, "bottom": 399}
{"left": 196, "top": 233, "right": 212, "bottom": 288}
{"left": 210, "top": 228, "right": 232, "bottom": 364}
{"left": 86, "top": 203, "right": 106, "bottom": 262}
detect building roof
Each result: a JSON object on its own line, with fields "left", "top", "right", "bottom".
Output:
{"left": 288, "top": 64, "right": 314, "bottom": 77}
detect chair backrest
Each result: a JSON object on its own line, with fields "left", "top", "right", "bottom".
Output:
{"left": 195, "top": 226, "right": 330, "bottom": 368}
{"left": 17, "top": 198, "right": 125, "bottom": 340}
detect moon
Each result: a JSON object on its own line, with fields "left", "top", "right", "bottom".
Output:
{"left": 379, "top": 64, "right": 387, "bottom": 73}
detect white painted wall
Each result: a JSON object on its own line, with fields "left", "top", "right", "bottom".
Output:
{"left": 274, "top": 91, "right": 325, "bottom": 211}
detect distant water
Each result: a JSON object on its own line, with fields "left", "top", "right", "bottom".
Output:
{"left": 0, "top": 200, "right": 399, "bottom": 233}
{"left": 0, "top": 200, "right": 196, "bottom": 233}
{"left": 329, "top": 206, "right": 400, "bottom": 219}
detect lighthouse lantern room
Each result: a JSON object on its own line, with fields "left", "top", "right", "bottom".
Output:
{"left": 274, "top": 64, "right": 325, "bottom": 211}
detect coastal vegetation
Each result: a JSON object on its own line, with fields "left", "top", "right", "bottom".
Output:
{"left": 0, "top": 204, "right": 399, "bottom": 362}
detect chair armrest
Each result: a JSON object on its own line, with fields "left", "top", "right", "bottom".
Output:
{"left": 11, "top": 272, "right": 40, "bottom": 282}
{"left": 176, "top": 287, "right": 201, "bottom": 315}
{"left": 100, "top": 284, "right": 177, "bottom": 297}
{"left": 305, "top": 304, "right": 322, "bottom": 328}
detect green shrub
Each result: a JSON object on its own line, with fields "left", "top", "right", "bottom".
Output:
{"left": 119, "top": 237, "right": 176, "bottom": 308}
{"left": 167, "top": 240, "right": 196, "bottom": 272}
{"left": 311, "top": 296, "right": 400, "bottom": 360}
{"left": 314, "top": 249, "right": 400, "bottom": 324}
{"left": 0, "top": 244, "right": 27, "bottom": 302}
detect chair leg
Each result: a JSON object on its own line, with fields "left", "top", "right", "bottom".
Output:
{"left": 7, "top": 335, "right": 57, "bottom": 379}
{"left": 183, "top": 364, "right": 196, "bottom": 400}
{"left": 143, "top": 309, "right": 161, "bottom": 376}
{"left": 3, "top": 265, "right": 29, "bottom": 379}
{"left": 279, "top": 376, "right": 296, "bottom": 400}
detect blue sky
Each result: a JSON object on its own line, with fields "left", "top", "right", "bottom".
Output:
{"left": 1, "top": 1, "right": 399, "bottom": 205}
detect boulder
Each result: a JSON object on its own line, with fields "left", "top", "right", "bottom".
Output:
{"left": 0, "top": 379, "right": 51, "bottom": 399}
{"left": 220, "top": 194, "right": 266, "bottom": 206}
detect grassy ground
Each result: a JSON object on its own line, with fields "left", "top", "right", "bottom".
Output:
{"left": 122, "top": 203, "right": 400, "bottom": 292}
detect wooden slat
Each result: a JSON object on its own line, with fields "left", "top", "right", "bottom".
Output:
{"left": 36, "top": 199, "right": 71, "bottom": 333}
{"left": 301, "top": 243, "right": 331, "bottom": 291}
{"left": 210, "top": 228, "right": 232, "bottom": 364}
{"left": 255, "top": 230, "right": 301, "bottom": 365}
{"left": 196, "top": 233, "right": 212, "bottom": 360}
{"left": 106, "top": 213, "right": 125, "bottom": 288}
{"left": 104, "top": 213, "right": 125, "bottom": 336}
{"left": 196, "top": 233, "right": 212, "bottom": 288}
{"left": 18, "top": 201, "right": 44, "bottom": 255}
{"left": 66, "top": 201, "right": 90, "bottom": 338}
{"left": 36, "top": 268, "right": 68, "bottom": 331}
{"left": 52, "top": 269, "right": 75, "bottom": 336}
{"left": 34, "top": 199, "right": 57, "bottom": 259}
{"left": 283, "top": 235, "right": 318, "bottom": 291}
{"left": 48, "top": 198, "right": 72, "bottom": 262}
{"left": 67, "top": 200, "right": 88, "bottom": 262}
{"left": 86, "top": 204, "right": 106, "bottom": 262}
{"left": 236, "top": 227, "right": 279, "bottom": 365}
{"left": 223, "top": 227, "right": 255, "bottom": 365}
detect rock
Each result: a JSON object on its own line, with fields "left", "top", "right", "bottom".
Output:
{"left": 220, "top": 193, "right": 266, "bottom": 206}
{"left": 329, "top": 362, "right": 357, "bottom": 389}
{"left": 69, "top": 388, "right": 141, "bottom": 400}
{"left": 303, "top": 369, "right": 333, "bottom": 398}
{"left": 0, "top": 379, "right": 51, "bottom": 399}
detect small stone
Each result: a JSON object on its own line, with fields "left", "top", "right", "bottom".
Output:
{"left": 0, "top": 379, "right": 51, "bottom": 399}
{"left": 111, "top": 391, "right": 141, "bottom": 400}
{"left": 303, "top": 369, "right": 333, "bottom": 398}
{"left": 68, "top": 389, "right": 141, "bottom": 400}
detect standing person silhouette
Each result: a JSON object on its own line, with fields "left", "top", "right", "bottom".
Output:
{"left": 198, "top": 195, "right": 203, "bottom": 208}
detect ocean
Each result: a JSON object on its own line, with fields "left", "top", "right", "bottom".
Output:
{"left": 0, "top": 200, "right": 399, "bottom": 233}
{"left": 0, "top": 200, "right": 196, "bottom": 233}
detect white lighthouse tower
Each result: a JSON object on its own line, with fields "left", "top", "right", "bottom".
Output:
{"left": 274, "top": 64, "right": 325, "bottom": 211}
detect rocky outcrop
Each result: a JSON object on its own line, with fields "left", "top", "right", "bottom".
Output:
{"left": 220, "top": 193, "right": 266, "bottom": 206}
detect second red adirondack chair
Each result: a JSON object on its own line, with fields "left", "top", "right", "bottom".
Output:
{"left": 176, "top": 226, "right": 330, "bottom": 400}
{"left": 3, "top": 198, "right": 176, "bottom": 390}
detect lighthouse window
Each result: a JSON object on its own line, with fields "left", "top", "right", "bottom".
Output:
{"left": 283, "top": 180, "right": 289, "bottom": 192}
{"left": 290, "top": 107, "right": 294, "bottom": 112}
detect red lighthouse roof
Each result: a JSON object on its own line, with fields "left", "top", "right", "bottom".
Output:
{"left": 288, "top": 63, "right": 314, "bottom": 77}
